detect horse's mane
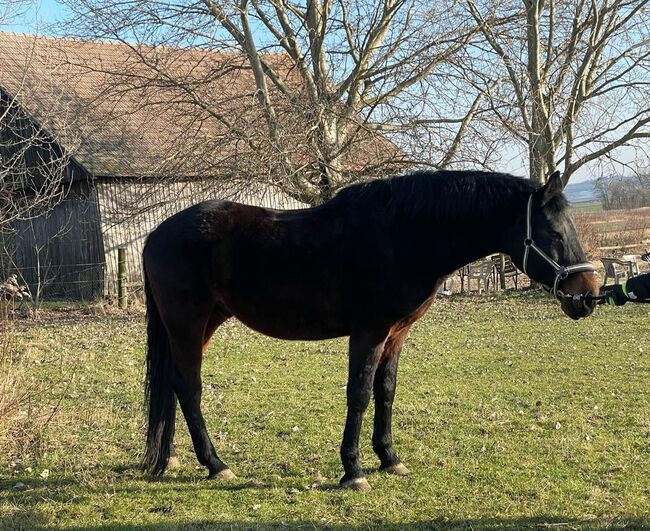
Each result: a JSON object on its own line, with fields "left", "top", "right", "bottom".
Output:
{"left": 330, "top": 170, "right": 565, "bottom": 222}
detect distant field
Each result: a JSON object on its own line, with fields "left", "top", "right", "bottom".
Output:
{"left": 570, "top": 201, "right": 603, "bottom": 214}
{"left": 1, "top": 293, "right": 649, "bottom": 530}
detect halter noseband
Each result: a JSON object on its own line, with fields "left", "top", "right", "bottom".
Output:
{"left": 522, "top": 194, "right": 596, "bottom": 299}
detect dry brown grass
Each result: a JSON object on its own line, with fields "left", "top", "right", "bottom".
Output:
{"left": 0, "top": 304, "right": 72, "bottom": 470}
{"left": 0, "top": 307, "right": 32, "bottom": 462}
{"left": 573, "top": 216, "right": 603, "bottom": 258}
{"left": 573, "top": 206, "right": 650, "bottom": 258}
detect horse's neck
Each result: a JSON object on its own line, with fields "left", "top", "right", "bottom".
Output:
{"left": 422, "top": 188, "right": 524, "bottom": 273}
{"left": 439, "top": 225, "right": 504, "bottom": 271}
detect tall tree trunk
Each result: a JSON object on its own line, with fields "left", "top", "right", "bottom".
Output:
{"left": 315, "top": 111, "right": 344, "bottom": 203}
{"left": 526, "top": 0, "right": 556, "bottom": 185}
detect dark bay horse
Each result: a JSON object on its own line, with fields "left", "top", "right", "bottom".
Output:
{"left": 142, "top": 170, "right": 599, "bottom": 490}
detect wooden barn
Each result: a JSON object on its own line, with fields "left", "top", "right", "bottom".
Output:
{"left": 0, "top": 33, "right": 312, "bottom": 302}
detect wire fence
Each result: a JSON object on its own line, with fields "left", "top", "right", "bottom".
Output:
{"left": 3, "top": 254, "right": 532, "bottom": 308}
{"left": 0, "top": 259, "right": 145, "bottom": 305}
{"left": 3, "top": 252, "right": 649, "bottom": 309}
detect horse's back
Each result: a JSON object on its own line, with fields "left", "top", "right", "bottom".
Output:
{"left": 147, "top": 199, "right": 269, "bottom": 241}
{"left": 143, "top": 199, "right": 353, "bottom": 338}
{"left": 143, "top": 199, "right": 274, "bottom": 292}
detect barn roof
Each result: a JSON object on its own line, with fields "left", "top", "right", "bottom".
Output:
{"left": 0, "top": 32, "right": 403, "bottom": 181}
{"left": 0, "top": 32, "right": 274, "bottom": 178}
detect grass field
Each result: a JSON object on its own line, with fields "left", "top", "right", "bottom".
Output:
{"left": 1, "top": 292, "right": 649, "bottom": 530}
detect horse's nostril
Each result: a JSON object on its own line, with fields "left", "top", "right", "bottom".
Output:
{"left": 580, "top": 299, "right": 596, "bottom": 317}
{"left": 584, "top": 298, "right": 596, "bottom": 311}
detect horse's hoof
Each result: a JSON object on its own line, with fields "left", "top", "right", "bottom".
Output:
{"left": 381, "top": 463, "right": 410, "bottom": 476}
{"left": 211, "top": 468, "right": 237, "bottom": 481}
{"left": 340, "top": 477, "right": 371, "bottom": 491}
{"left": 167, "top": 456, "right": 181, "bottom": 471}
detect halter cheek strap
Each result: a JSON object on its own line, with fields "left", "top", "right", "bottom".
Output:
{"left": 522, "top": 194, "right": 596, "bottom": 298}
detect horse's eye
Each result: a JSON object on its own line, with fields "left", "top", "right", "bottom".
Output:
{"left": 551, "top": 231, "right": 563, "bottom": 240}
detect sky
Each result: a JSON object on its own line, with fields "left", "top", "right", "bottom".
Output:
{"left": 6, "top": 0, "right": 67, "bottom": 34}
{"left": 4, "top": 0, "right": 646, "bottom": 184}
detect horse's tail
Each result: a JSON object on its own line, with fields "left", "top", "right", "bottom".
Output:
{"left": 142, "top": 260, "right": 176, "bottom": 476}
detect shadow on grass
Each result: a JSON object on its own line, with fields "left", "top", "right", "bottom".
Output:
{"left": 1, "top": 471, "right": 279, "bottom": 503}
{"left": 3, "top": 472, "right": 649, "bottom": 530}
{"left": 2, "top": 476, "right": 647, "bottom": 530}
{"left": 2, "top": 516, "right": 648, "bottom": 530}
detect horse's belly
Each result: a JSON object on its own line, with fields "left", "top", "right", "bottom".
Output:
{"left": 238, "top": 318, "right": 348, "bottom": 341}
{"left": 232, "top": 309, "right": 349, "bottom": 340}
{"left": 222, "top": 291, "right": 349, "bottom": 341}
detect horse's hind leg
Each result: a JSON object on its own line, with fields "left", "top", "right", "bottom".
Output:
{"left": 167, "top": 443, "right": 180, "bottom": 471}
{"left": 373, "top": 328, "right": 410, "bottom": 476}
{"left": 202, "top": 306, "right": 231, "bottom": 353}
{"left": 168, "top": 308, "right": 234, "bottom": 479}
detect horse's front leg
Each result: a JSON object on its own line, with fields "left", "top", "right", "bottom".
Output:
{"left": 373, "top": 329, "right": 410, "bottom": 476}
{"left": 340, "top": 331, "right": 386, "bottom": 490}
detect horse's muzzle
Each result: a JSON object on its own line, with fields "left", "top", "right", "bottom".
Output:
{"left": 558, "top": 271, "right": 600, "bottom": 320}
{"left": 560, "top": 294, "right": 595, "bottom": 320}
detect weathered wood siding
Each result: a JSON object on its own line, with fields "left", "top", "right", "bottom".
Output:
{"left": 96, "top": 179, "right": 305, "bottom": 298}
{"left": 1, "top": 86, "right": 100, "bottom": 301}
{"left": 3, "top": 176, "right": 305, "bottom": 301}
{"left": 4, "top": 179, "right": 104, "bottom": 300}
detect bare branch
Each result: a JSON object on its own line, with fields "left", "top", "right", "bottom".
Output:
{"left": 465, "top": 0, "right": 650, "bottom": 184}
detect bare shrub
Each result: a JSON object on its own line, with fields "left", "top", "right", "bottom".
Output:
{"left": 573, "top": 215, "right": 602, "bottom": 259}
{"left": 0, "top": 301, "right": 33, "bottom": 462}
{"left": 0, "top": 278, "right": 70, "bottom": 467}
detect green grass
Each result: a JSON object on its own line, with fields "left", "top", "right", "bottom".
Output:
{"left": 570, "top": 201, "right": 603, "bottom": 214}
{"left": 1, "top": 291, "right": 649, "bottom": 530}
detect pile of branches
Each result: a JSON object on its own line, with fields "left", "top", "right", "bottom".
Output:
{"left": 0, "top": 274, "right": 31, "bottom": 302}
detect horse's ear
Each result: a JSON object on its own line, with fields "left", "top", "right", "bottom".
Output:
{"left": 538, "top": 170, "right": 563, "bottom": 205}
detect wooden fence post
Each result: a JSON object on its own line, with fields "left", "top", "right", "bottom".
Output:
{"left": 118, "top": 247, "right": 127, "bottom": 309}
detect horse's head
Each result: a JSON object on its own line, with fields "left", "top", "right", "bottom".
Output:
{"left": 507, "top": 171, "right": 599, "bottom": 320}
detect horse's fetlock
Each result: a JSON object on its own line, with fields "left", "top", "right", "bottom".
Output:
{"left": 372, "top": 442, "right": 390, "bottom": 455}
{"left": 340, "top": 448, "right": 359, "bottom": 463}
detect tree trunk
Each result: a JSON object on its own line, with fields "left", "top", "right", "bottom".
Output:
{"left": 315, "top": 112, "right": 344, "bottom": 203}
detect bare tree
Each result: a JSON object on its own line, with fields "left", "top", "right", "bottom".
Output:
{"left": 466, "top": 0, "right": 650, "bottom": 185}
{"left": 0, "top": 11, "right": 74, "bottom": 228}
{"left": 61, "top": 0, "right": 503, "bottom": 204}
{"left": 594, "top": 162, "right": 650, "bottom": 209}
{"left": 0, "top": 0, "right": 29, "bottom": 26}
{"left": 0, "top": 89, "right": 71, "bottom": 228}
